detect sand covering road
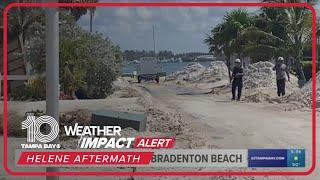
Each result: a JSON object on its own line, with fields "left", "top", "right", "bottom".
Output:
{"left": 59, "top": 78, "right": 205, "bottom": 150}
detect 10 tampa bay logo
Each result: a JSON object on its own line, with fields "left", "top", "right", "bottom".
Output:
{"left": 21, "top": 115, "right": 61, "bottom": 149}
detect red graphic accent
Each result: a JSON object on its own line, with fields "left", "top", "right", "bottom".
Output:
{"left": 2, "top": 2, "right": 316, "bottom": 176}
{"left": 17, "top": 151, "right": 153, "bottom": 165}
{"left": 134, "top": 137, "right": 175, "bottom": 148}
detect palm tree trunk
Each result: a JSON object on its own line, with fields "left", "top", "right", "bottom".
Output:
{"left": 226, "top": 54, "right": 232, "bottom": 83}
{"left": 296, "top": 49, "right": 307, "bottom": 87}
{"left": 18, "top": 32, "right": 27, "bottom": 74}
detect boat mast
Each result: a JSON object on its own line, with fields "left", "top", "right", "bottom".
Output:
{"left": 153, "top": 25, "right": 156, "bottom": 58}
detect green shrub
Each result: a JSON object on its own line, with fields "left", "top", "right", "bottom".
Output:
{"left": 0, "top": 112, "right": 26, "bottom": 137}
{"left": 26, "top": 12, "right": 123, "bottom": 100}
{"left": 302, "top": 61, "right": 318, "bottom": 81}
{"left": 10, "top": 76, "right": 46, "bottom": 101}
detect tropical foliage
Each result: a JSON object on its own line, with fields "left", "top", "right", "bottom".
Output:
{"left": 1, "top": 0, "right": 98, "bottom": 74}
{"left": 204, "top": 8, "right": 253, "bottom": 81}
{"left": 1, "top": 2, "right": 43, "bottom": 74}
{"left": 205, "top": 3, "right": 314, "bottom": 86}
{"left": 2, "top": 1, "right": 122, "bottom": 100}
{"left": 59, "top": 0, "right": 98, "bottom": 20}
{"left": 59, "top": 0, "right": 98, "bottom": 32}
{"left": 26, "top": 12, "right": 123, "bottom": 99}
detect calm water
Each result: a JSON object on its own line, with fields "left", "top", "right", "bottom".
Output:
{"left": 122, "top": 61, "right": 212, "bottom": 75}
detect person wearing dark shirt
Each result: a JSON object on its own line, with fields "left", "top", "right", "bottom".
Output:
{"left": 231, "top": 58, "right": 244, "bottom": 101}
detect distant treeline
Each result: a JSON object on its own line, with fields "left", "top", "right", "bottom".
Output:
{"left": 123, "top": 50, "right": 210, "bottom": 62}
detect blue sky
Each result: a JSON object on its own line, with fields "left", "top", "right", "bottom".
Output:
{"left": 78, "top": 0, "right": 320, "bottom": 54}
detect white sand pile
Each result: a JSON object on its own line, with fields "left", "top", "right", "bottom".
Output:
{"left": 242, "top": 90, "right": 277, "bottom": 103}
{"left": 114, "top": 85, "right": 186, "bottom": 137}
{"left": 166, "top": 62, "right": 205, "bottom": 82}
{"left": 199, "top": 61, "right": 229, "bottom": 83}
{"left": 134, "top": 85, "right": 206, "bottom": 149}
{"left": 240, "top": 62, "right": 300, "bottom": 103}
{"left": 111, "top": 78, "right": 141, "bottom": 98}
{"left": 133, "top": 85, "right": 186, "bottom": 136}
{"left": 166, "top": 61, "right": 228, "bottom": 83}
{"left": 112, "top": 77, "right": 130, "bottom": 91}
{"left": 243, "top": 61, "right": 275, "bottom": 89}
{"left": 206, "top": 61, "right": 300, "bottom": 103}
{"left": 243, "top": 61, "right": 298, "bottom": 89}
{"left": 283, "top": 72, "right": 320, "bottom": 110}
{"left": 146, "top": 108, "right": 184, "bottom": 135}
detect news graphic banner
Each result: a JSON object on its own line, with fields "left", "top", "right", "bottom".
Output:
{"left": 16, "top": 115, "right": 306, "bottom": 168}
{"left": 15, "top": 149, "right": 247, "bottom": 167}
{"left": 248, "top": 149, "right": 305, "bottom": 168}
{"left": 15, "top": 149, "right": 305, "bottom": 168}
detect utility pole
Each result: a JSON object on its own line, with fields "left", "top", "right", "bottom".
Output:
{"left": 89, "top": 9, "right": 93, "bottom": 33}
{"left": 45, "top": 0, "right": 59, "bottom": 179}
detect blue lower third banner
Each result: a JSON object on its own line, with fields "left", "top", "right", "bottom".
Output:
{"left": 248, "top": 149, "right": 305, "bottom": 167}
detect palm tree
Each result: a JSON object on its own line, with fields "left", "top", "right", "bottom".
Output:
{"left": 1, "top": 1, "right": 43, "bottom": 74}
{"left": 254, "top": 7, "right": 288, "bottom": 41}
{"left": 0, "top": 0, "right": 98, "bottom": 74}
{"left": 286, "top": 7, "right": 311, "bottom": 85}
{"left": 205, "top": 23, "right": 231, "bottom": 81}
{"left": 59, "top": 0, "right": 98, "bottom": 32}
{"left": 239, "top": 7, "right": 289, "bottom": 61}
{"left": 240, "top": 26, "right": 285, "bottom": 61}
{"left": 262, "top": 0, "right": 314, "bottom": 86}
{"left": 205, "top": 8, "right": 252, "bottom": 81}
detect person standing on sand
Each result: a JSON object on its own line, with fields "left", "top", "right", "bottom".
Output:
{"left": 231, "top": 58, "right": 244, "bottom": 101}
{"left": 273, "top": 56, "right": 290, "bottom": 97}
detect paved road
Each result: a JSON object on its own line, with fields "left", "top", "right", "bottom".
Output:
{"left": 141, "top": 84, "right": 316, "bottom": 178}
